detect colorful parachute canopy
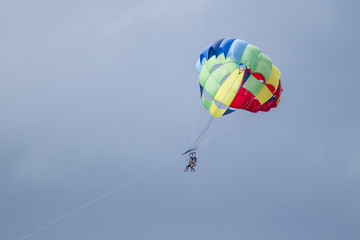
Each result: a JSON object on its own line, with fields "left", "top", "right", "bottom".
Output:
{"left": 195, "top": 38, "right": 283, "bottom": 117}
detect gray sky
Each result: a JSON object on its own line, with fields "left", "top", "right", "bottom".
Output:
{"left": 1, "top": 0, "right": 360, "bottom": 239}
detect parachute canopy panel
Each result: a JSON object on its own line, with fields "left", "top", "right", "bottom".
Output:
{"left": 196, "top": 38, "right": 283, "bottom": 117}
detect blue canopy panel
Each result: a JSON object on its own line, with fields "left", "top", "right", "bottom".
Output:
{"left": 265, "top": 96, "right": 276, "bottom": 103}
{"left": 223, "top": 108, "right": 236, "bottom": 116}
{"left": 195, "top": 58, "right": 202, "bottom": 75}
{"left": 197, "top": 38, "right": 249, "bottom": 74}
{"left": 199, "top": 83, "right": 204, "bottom": 96}
{"left": 200, "top": 38, "right": 224, "bottom": 63}
{"left": 217, "top": 38, "right": 236, "bottom": 57}
{"left": 227, "top": 39, "right": 248, "bottom": 63}
{"left": 242, "top": 67, "right": 251, "bottom": 86}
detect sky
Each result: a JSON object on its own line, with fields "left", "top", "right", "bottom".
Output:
{"left": 1, "top": 0, "right": 360, "bottom": 239}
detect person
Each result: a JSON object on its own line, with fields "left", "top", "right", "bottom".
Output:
{"left": 184, "top": 157, "right": 194, "bottom": 172}
{"left": 190, "top": 156, "right": 197, "bottom": 172}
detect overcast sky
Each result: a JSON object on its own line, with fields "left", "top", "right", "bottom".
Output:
{"left": 1, "top": 0, "right": 360, "bottom": 239}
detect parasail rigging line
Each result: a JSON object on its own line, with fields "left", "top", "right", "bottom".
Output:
{"left": 191, "top": 115, "right": 214, "bottom": 149}
{"left": 191, "top": 67, "right": 245, "bottom": 150}
{"left": 18, "top": 154, "right": 182, "bottom": 240}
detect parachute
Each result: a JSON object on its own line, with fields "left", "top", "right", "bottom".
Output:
{"left": 187, "top": 38, "right": 283, "bottom": 152}
{"left": 195, "top": 38, "right": 282, "bottom": 117}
